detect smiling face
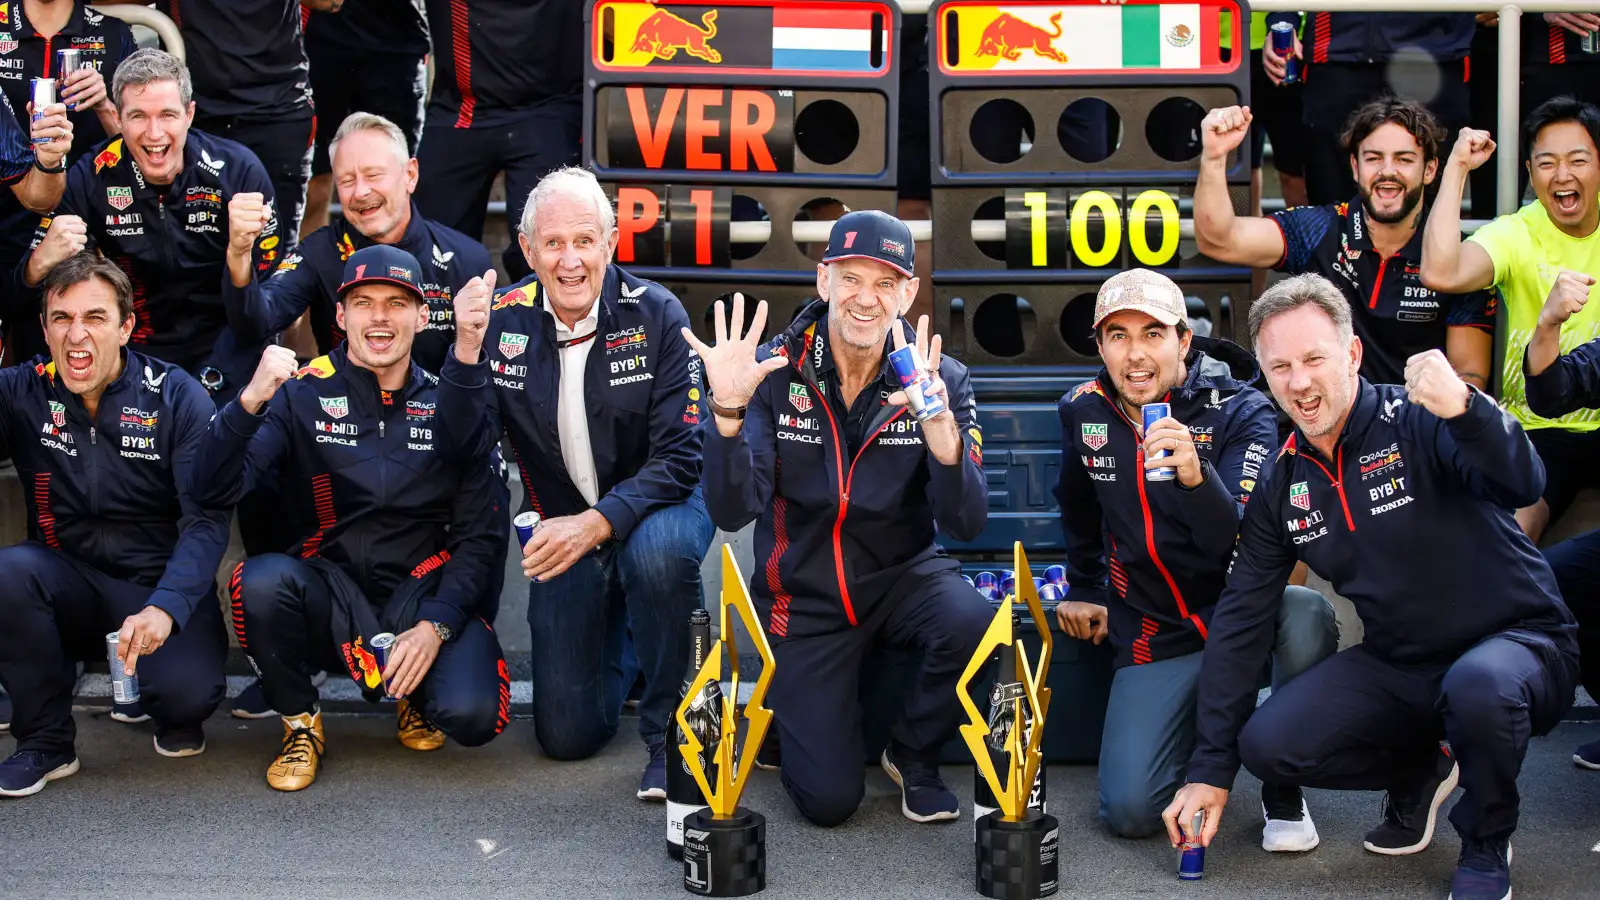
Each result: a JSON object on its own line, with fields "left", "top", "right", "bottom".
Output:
{"left": 819, "top": 258, "right": 918, "bottom": 352}
{"left": 336, "top": 283, "right": 426, "bottom": 374}
{"left": 332, "top": 129, "right": 418, "bottom": 245}
{"left": 116, "top": 79, "right": 193, "bottom": 185}
{"left": 1351, "top": 122, "right": 1435, "bottom": 226}
{"left": 1529, "top": 120, "right": 1600, "bottom": 235}
{"left": 1257, "top": 303, "right": 1362, "bottom": 443}
{"left": 43, "top": 277, "right": 133, "bottom": 398}
{"left": 1096, "top": 310, "right": 1191, "bottom": 412}
{"left": 520, "top": 192, "right": 616, "bottom": 323}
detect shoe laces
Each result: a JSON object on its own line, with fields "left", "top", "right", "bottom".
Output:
{"left": 892, "top": 750, "right": 945, "bottom": 792}
{"left": 1460, "top": 838, "right": 1510, "bottom": 873}
{"left": 279, "top": 725, "right": 324, "bottom": 766}
{"left": 399, "top": 702, "right": 435, "bottom": 734}
{"left": 5, "top": 749, "right": 48, "bottom": 771}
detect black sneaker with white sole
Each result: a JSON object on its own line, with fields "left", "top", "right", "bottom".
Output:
{"left": 1573, "top": 738, "right": 1600, "bottom": 771}
{"left": 1363, "top": 744, "right": 1460, "bottom": 855}
{"left": 110, "top": 699, "right": 151, "bottom": 724}
{"left": 880, "top": 744, "right": 959, "bottom": 823}
{"left": 0, "top": 749, "right": 79, "bottom": 798}
{"left": 153, "top": 725, "right": 206, "bottom": 758}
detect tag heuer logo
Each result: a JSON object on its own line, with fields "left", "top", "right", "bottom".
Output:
{"left": 1081, "top": 423, "right": 1108, "bottom": 451}
{"left": 789, "top": 383, "right": 813, "bottom": 413}
{"left": 500, "top": 333, "right": 529, "bottom": 359}
{"left": 320, "top": 396, "right": 349, "bottom": 420}
{"left": 106, "top": 186, "right": 133, "bottom": 210}
{"left": 0, "top": 35, "right": 18, "bottom": 54}
{"left": 48, "top": 399, "right": 65, "bottom": 427}
{"left": 1289, "top": 481, "right": 1311, "bottom": 511}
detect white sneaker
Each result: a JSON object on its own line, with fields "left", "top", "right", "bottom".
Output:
{"left": 1262, "top": 799, "right": 1321, "bottom": 852}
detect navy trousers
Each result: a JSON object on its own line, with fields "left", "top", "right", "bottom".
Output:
{"left": 1237, "top": 633, "right": 1575, "bottom": 844}
{"left": 0, "top": 542, "right": 227, "bottom": 753}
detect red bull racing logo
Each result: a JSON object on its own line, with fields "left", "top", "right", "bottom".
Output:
{"left": 93, "top": 139, "right": 123, "bottom": 174}
{"left": 342, "top": 638, "right": 383, "bottom": 690}
{"left": 491, "top": 285, "right": 537, "bottom": 311}
{"left": 975, "top": 12, "right": 1067, "bottom": 63}
{"left": 631, "top": 8, "right": 722, "bottom": 63}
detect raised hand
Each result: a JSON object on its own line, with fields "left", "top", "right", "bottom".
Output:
{"left": 1201, "top": 106, "right": 1252, "bottom": 162}
{"left": 1448, "top": 129, "right": 1496, "bottom": 173}
{"left": 678, "top": 292, "right": 788, "bottom": 413}
{"left": 1537, "top": 268, "right": 1595, "bottom": 330}
{"left": 1404, "top": 349, "right": 1472, "bottom": 420}
{"left": 227, "top": 192, "right": 271, "bottom": 255}
{"left": 453, "top": 268, "right": 496, "bottom": 364}
{"left": 241, "top": 345, "right": 298, "bottom": 414}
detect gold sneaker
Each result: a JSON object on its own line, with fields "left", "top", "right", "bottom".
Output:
{"left": 267, "top": 710, "right": 324, "bottom": 792}
{"left": 397, "top": 698, "right": 444, "bottom": 752}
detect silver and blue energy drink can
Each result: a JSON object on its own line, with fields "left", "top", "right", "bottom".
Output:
{"left": 105, "top": 631, "right": 140, "bottom": 704}
{"left": 888, "top": 344, "right": 947, "bottom": 420}
{"left": 1044, "top": 564, "right": 1068, "bottom": 587}
{"left": 1585, "top": 28, "right": 1600, "bottom": 54}
{"left": 55, "top": 49, "right": 87, "bottom": 110}
{"left": 1143, "top": 402, "right": 1177, "bottom": 482}
{"left": 370, "top": 632, "right": 396, "bottom": 681}
{"left": 1039, "top": 583, "right": 1064, "bottom": 603}
{"left": 514, "top": 510, "right": 541, "bottom": 547}
{"left": 1178, "top": 811, "right": 1206, "bottom": 880}
{"left": 1270, "top": 21, "right": 1301, "bottom": 83}
{"left": 29, "top": 78, "right": 55, "bottom": 144}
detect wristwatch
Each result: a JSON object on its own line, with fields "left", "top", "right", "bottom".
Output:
{"left": 429, "top": 620, "right": 454, "bottom": 643}
{"left": 33, "top": 156, "right": 65, "bottom": 174}
{"left": 709, "top": 396, "right": 746, "bottom": 420}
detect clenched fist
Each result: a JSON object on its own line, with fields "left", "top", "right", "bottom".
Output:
{"left": 1201, "top": 106, "right": 1252, "bottom": 163}
{"left": 25, "top": 214, "right": 88, "bottom": 285}
{"left": 241, "top": 345, "right": 299, "bottom": 414}
{"left": 1448, "top": 129, "right": 1496, "bottom": 173}
{"left": 452, "top": 268, "right": 496, "bottom": 364}
{"left": 1404, "top": 349, "right": 1471, "bottom": 420}
{"left": 228, "top": 192, "right": 271, "bottom": 254}
{"left": 1537, "top": 269, "right": 1595, "bottom": 330}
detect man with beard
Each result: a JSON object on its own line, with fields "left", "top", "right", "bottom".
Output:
{"left": 1164, "top": 274, "right": 1576, "bottom": 900}
{"left": 221, "top": 112, "right": 492, "bottom": 374}
{"left": 695, "top": 210, "right": 990, "bottom": 826}
{"left": 1056, "top": 269, "right": 1337, "bottom": 847}
{"left": 1195, "top": 97, "right": 1493, "bottom": 390}
{"left": 195, "top": 245, "right": 510, "bottom": 792}
{"left": 1422, "top": 97, "right": 1600, "bottom": 544}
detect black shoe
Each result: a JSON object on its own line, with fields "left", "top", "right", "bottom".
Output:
{"left": 1448, "top": 839, "right": 1512, "bottom": 900}
{"left": 109, "top": 699, "right": 150, "bottom": 724}
{"left": 0, "top": 748, "right": 79, "bottom": 798}
{"left": 880, "top": 744, "right": 959, "bottom": 823}
{"left": 1363, "top": 744, "right": 1459, "bottom": 855}
{"left": 153, "top": 725, "right": 206, "bottom": 758}
{"left": 754, "top": 733, "right": 781, "bottom": 772}
{"left": 231, "top": 680, "right": 279, "bottom": 719}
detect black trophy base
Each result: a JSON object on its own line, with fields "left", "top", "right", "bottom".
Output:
{"left": 682, "top": 807, "right": 766, "bottom": 896}
{"left": 976, "top": 809, "right": 1059, "bottom": 899}
{"left": 669, "top": 840, "right": 684, "bottom": 861}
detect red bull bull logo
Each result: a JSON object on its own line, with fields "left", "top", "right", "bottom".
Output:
{"left": 93, "top": 139, "right": 123, "bottom": 174}
{"left": 491, "top": 285, "right": 537, "bottom": 311}
{"left": 975, "top": 12, "right": 1067, "bottom": 63}
{"left": 343, "top": 638, "right": 383, "bottom": 690}
{"left": 295, "top": 355, "right": 336, "bottom": 379}
{"left": 631, "top": 8, "right": 722, "bottom": 63}
{"left": 337, "top": 233, "right": 357, "bottom": 262}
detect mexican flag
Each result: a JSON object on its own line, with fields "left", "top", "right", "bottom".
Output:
{"left": 952, "top": 2, "right": 1226, "bottom": 73}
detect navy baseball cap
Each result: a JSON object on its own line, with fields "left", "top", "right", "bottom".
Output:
{"left": 338, "top": 245, "right": 425, "bottom": 302}
{"left": 821, "top": 209, "right": 915, "bottom": 278}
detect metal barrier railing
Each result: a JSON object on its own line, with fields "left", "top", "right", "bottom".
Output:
{"left": 92, "top": 5, "right": 184, "bottom": 62}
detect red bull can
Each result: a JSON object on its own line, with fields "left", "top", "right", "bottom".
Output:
{"left": 1143, "top": 402, "right": 1177, "bottom": 481}
{"left": 370, "top": 632, "right": 396, "bottom": 681}
{"left": 1039, "top": 583, "right": 1064, "bottom": 603}
{"left": 106, "top": 631, "right": 139, "bottom": 703}
{"left": 514, "top": 510, "right": 541, "bottom": 547}
{"left": 1178, "top": 811, "right": 1206, "bottom": 880}
{"left": 888, "top": 344, "right": 947, "bottom": 420}
{"left": 1044, "top": 565, "right": 1068, "bottom": 587}
{"left": 55, "top": 49, "right": 88, "bottom": 110}
{"left": 1270, "top": 21, "right": 1301, "bottom": 83}
{"left": 29, "top": 78, "right": 55, "bottom": 144}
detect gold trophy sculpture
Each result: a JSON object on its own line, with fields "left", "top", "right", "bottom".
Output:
{"left": 957, "top": 542, "right": 1059, "bottom": 899}
{"left": 675, "top": 545, "right": 776, "bottom": 896}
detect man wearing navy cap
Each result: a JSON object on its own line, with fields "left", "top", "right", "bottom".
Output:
{"left": 695, "top": 209, "right": 990, "bottom": 826}
{"left": 194, "top": 244, "right": 511, "bottom": 792}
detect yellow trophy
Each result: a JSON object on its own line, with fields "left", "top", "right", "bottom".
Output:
{"left": 674, "top": 545, "right": 776, "bottom": 896}
{"left": 957, "top": 542, "right": 1059, "bottom": 899}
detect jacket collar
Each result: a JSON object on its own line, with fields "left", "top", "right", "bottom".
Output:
{"left": 1345, "top": 198, "right": 1428, "bottom": 260}
{"left": 326, "top": 344, "right": 421, "bottom": 401}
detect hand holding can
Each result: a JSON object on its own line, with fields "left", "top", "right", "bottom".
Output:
{"left": 886, "top": 316, "right": 950, "bottom": 422}
{"left": 1178, "top": 811, "right": 1206, "bottom": 880}
{"left": 1143, "top": 403, "right": 1177, "bottom": 481}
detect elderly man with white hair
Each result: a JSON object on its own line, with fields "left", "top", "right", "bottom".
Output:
{"left": 440, "top": 166, "right": 714, "bottom": 798}
{"left": 221, "top": 110, "right": 494, "bottom": 375}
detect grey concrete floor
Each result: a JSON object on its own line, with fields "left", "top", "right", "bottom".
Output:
{"left": 2, "top": 713, "right": 1599, "bottom": 900}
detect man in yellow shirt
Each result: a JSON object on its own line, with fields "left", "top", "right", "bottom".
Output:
{"left": 1422, "top": 96, "right": 1600, "bottom": 542}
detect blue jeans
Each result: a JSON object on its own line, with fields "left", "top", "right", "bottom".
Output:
{"left": 1097, "top": 586, "right": 1338, "bottom": 838}
{"left": 526, "top": 488, "right": 714, "bottom": 760}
